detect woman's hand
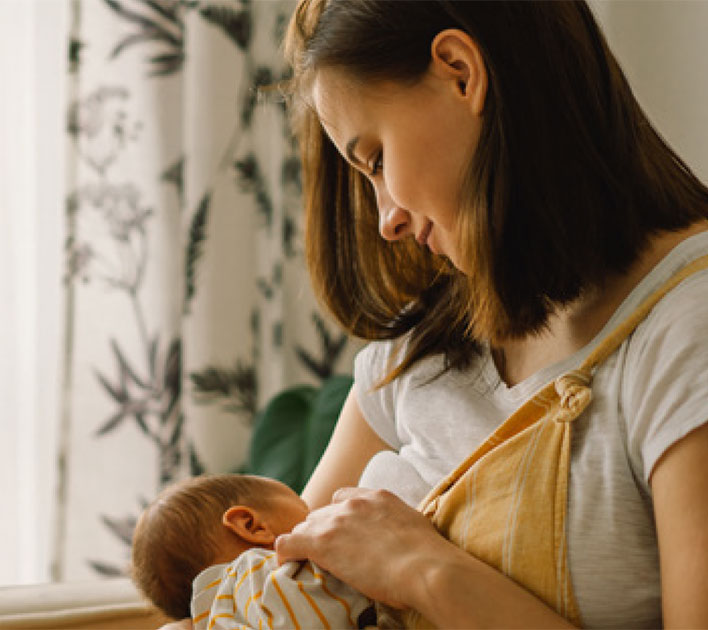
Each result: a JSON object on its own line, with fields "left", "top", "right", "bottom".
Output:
{"left": 276, "top": 486, "right": 577, "bottom": 629}
{"left": 275, "top": 486, "right": 450, "bottom": 610}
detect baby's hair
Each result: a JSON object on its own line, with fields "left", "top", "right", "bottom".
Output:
{"left": 131, "top": 474, "right": 271, "bottom": 620}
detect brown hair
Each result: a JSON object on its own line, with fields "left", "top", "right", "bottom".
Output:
{"left": 131, "top": 474, "right": 269, "bottom": 620}
{"left": 284, "top": 0, "right": 708, "bottom": 380}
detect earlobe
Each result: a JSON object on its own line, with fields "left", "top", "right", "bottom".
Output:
{"left": 222, "top": 506, "right": 276, "bottom": 547}
{"left": 430, "top": 28, "right": 488, "bottom": 115}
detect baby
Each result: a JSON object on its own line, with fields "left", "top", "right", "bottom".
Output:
{"left": 131, "top": 474, "right": 375, "bottom": 630}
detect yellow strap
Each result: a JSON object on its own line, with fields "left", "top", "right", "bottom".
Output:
{"left": 573, "top": 253, "right": 708, "bottom": 382}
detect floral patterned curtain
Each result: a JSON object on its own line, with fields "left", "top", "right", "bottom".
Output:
{"left": 56, "top": 0, "right": 358, "bottom": 581}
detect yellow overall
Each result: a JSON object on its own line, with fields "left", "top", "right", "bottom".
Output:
{"left": 405, "top": 254, "right": 708, "bottom": 629}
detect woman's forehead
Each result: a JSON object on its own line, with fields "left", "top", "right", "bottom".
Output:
{"left": 311, "top": 68, "right": 360, "bottom": 116}
{"left": 311, "top": 69, "right": 367, "bottom": 145}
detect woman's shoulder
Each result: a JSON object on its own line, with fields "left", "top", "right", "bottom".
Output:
{"left": 620, "top": 263, "right": 708, "bottom": 403}
{"left": 627, "top": 237, "right": 708, "bottom": 356}
{"left": 618, "top": 255, "right": 708, "bottom": 484}
{"left": 645, "top": 263, "right": 708, "bottom": 323}
{"left": 612, "top": 228, "right": 708, "bottom": 352}
{"left": 354, "top": 337, "right": 403, "bottom": 386}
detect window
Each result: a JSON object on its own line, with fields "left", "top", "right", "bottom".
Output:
{"left": 0, "top": 0, "right": 66, "bottom": 585}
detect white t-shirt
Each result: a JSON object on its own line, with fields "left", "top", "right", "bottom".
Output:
{"left": 355, "top": 231, "right": 708, "bottom": 628}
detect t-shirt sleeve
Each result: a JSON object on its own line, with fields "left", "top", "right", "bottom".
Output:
{"left": 353, "top": 340, "right": 402, "bottom": 450}
{"left": 622, "top": 274, "right": 708, "bottom": 490}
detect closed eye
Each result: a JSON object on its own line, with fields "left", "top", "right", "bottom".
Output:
{"left": 370, "top": 151, "right": 383, "bottom": 177}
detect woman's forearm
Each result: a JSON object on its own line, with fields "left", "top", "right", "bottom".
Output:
{"left": 408, "top": 543, "right": 578, "bottom": 629}
{"left": 301, "top": 387, "right": 390, "bottom": 509}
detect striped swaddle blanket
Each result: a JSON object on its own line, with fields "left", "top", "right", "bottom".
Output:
{"left": 191, "top": 548, "right": 373, "bottom": 630}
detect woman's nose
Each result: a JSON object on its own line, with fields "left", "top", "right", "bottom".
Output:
{"left": 379, "top": 206, "right": 412, "bottom": 241}
{"left": 377, "top": 185, "right": 412, "bottom": 241}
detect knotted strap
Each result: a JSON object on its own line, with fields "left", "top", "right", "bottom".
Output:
{"left": 554, "top": 369, "right": 593, "bottom": 423}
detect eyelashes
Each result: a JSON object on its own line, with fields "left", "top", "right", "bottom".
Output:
{"left": 370, "top": 151, "right": 383, "bottom": 177}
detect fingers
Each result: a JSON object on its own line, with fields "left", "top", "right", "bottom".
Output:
{"left": 331, "top": 485, "right": 364, "bottom": 503}
{"left": 276, "top": 487, "right": 400, "bottom": 566}
{"left": 332, "top": 486, "right": 396, "bottom": 503}
{"left": 275, "top": 517, "right": 314, "bottom": 565}
{"left": 276, "top": 489, "right": 362, "bottom": 565}
{"left": 274, "top": 532, "right": 297, "bottom": 565}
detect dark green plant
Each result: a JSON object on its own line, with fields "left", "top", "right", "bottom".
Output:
{"left": 246, "top": 374, "right": 353, "bottom": 493}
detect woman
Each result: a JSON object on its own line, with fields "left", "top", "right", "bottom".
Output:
{"left": 275, "top": 1, "right": 708, "bottom": 628}
{"left": 162, "top": 1, "right": 708, "bottom": 628}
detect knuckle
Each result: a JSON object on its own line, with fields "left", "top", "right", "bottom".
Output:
{"left": 345, "top": 495, "right": 367, "bottom": 510}
{"left": 372, "top": 488, "right": 394, "bottom": 501}
{"left": 321, "top": 525, "right": 339, "bottom": 542}
{"left": 338, "top": 495, "right": 372, "bottom": 517}
{"left": 331, "top": 487, "right": 347, "bottom": 502}
{"left": 330, "top": 511, "right": 349, "bottom": 529}
{"left": 311, "top": 525, "right": 338, "bottom": 552}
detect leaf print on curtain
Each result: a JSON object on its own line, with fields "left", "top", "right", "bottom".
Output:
{"left": 56, "top": 0, "right": 360, "bottom": 581}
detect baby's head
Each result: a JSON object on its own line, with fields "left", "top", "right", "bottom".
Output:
{"left": 131, "top": 474, "right": 309, "bottom": 620}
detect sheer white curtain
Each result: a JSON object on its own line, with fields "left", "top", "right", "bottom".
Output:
{"left": 0, "top": 0, "right": 66, "bottom": 585}
{"left": 54, "top": 0, "right": 357, "bottom": 582}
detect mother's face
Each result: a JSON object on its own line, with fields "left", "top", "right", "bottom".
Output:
{"left": 311, "top": 57, "right": 484, "bottom": 274}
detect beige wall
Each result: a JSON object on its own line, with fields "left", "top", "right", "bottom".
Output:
{"left": 590, "top": 1, "right": 708, "bottom": 183}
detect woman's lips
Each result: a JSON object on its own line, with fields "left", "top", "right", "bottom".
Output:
{"left": 417, "top": 221, "right": 433, "bottom": 248}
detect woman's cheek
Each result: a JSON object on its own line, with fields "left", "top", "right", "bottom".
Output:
{"left": 386, "top": 175, "right": 416, "bottom": 215}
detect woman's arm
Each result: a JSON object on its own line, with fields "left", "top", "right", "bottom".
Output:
{"left": 301, "top": 385, "right": 391, "bottom": 509}
{"left": 650, "top": 420, "right": 708, "bottom": 628}
{"left": 277, "top": 487, "right": 576, "bottom": 629}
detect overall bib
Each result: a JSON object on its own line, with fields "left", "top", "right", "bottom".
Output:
{"left": 404, "top": 254, "right": 708, "bottom": 629}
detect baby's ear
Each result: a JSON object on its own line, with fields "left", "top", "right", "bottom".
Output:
{"left": 222, "top": 506, "right": 276, "bottom": 547}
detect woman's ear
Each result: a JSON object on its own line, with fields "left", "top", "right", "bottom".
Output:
{"left": 430, "top": 28, "right": 488, "bottom": 116}
{"left": 222, "top": 506, "right": 276, "bottom": 547}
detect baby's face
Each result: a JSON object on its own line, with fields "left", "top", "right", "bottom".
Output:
{"left": 255, "top": 476, "right": 310, "bottom": 536}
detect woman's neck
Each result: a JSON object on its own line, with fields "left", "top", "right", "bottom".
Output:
{"left": 493, "top": 221, "right": 708, "bottom": 387}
